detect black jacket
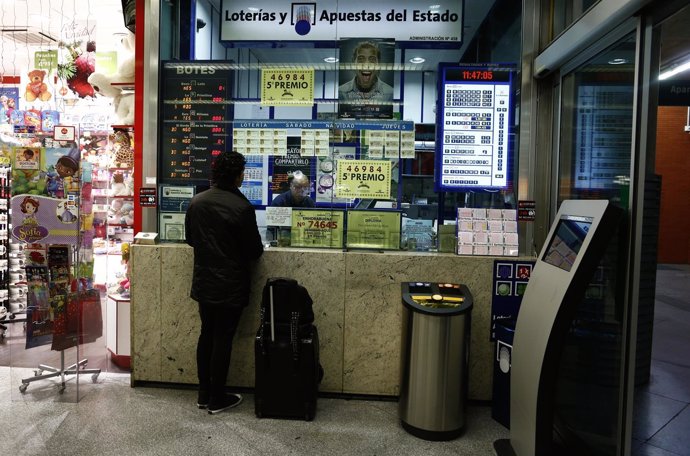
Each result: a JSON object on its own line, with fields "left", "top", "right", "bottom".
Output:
{"left": 185, "top": 184, "right": 264, "bottom": 306}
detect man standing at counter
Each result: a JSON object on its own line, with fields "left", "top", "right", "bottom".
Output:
{"left": 185, "top": 151, "right": 264, "bottom": 415}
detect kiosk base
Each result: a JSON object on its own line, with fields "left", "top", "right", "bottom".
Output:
{"left": 401, "top": 420, "right": 464, "bottom": 441}
{"left": 493, "top": 438, "right": 572, "bottom": 456}
{"left": 493, "top": 439, "right": 517, "bottom": 456}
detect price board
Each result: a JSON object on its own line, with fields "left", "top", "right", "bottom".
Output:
{"left": 290, "top": 209, "right": 344, "bottom": 249}
{"left": 159, "top": 62, "right": 232, "bottom": 183}
{"left": 435, "top": 64, "right": 515, "bottom": 191}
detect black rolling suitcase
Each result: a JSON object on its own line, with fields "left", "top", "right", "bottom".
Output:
{"left": 254, "top": 278, "right": 322, "bottom": 420}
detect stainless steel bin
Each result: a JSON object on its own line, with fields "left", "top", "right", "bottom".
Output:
{"left": 399, "top": 281, "right": 473, "bottom": 441}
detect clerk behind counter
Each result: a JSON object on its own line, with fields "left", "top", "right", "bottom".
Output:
{"left": 270, "top": 170, "right": 315, "bottom": 208}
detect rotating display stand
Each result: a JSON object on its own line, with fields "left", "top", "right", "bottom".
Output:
{"left": 19, "top": 350, "right": 100, "bottom": 394}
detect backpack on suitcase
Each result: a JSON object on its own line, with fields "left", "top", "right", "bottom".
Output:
{"left": 254, "top": 278, "right": 323, "bottom": 420}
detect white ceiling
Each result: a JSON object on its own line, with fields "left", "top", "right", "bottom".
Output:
{"left": 0, "top": 0, "right": 129, "bottom": 78}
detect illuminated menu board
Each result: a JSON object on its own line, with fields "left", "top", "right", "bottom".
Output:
{"left": 435, "top": 65, "right": 514, "bottom": 191}
{"left": 160, "top": 62, "right": 232, "bottom": 183}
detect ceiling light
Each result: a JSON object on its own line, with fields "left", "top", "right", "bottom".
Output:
{"left": 324, "top": 57, "right": 338, "bottom": 63}
{"left": 608, "top": 58, "right": 628, "bottom": 65}
{"left": 660, "top": 60, "right": 690, "bottom": 80}
{"left": 429, "top": 4, "right": 441, "bottom": 9}
{"left": 409, "top": 57, "right": 426, "bottom": 64}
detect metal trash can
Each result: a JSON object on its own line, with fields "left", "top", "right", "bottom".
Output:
{"left": 399, "top": 282, "right": 473, "bottom": 441}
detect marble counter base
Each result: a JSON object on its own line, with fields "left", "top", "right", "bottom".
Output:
{"left": 132, "top": 244, "right": 529, "bottom": 400}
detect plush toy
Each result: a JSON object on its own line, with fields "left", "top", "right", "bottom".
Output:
{"left": 124, "top": 173, "right": 135, "bottom": 195}
{"left": 107, "top": 199, "right": 124, "bottom": 224}
{"left": 86, "top": 34, "right": 135, "bottom": 125}
{"left": 109, "top": 129, "right": 134, "bottom": 168}
{"left": 88, "top": 72, "right": 134, "bottom": 125}
{"left": 25, "top": 69, "right": 52, "bottom": 102}
{"left": 109, "top": 172, "right": 130, "bottom": 196}
{"left": 119, "top": 202, "right": 134, "bottom": 226}
{"left": 117, "top": 33, "right": 136, "bottom": 82}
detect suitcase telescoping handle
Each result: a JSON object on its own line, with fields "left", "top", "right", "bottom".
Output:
{"left": 270, "top": 285, "right": 275, "bottom": 342}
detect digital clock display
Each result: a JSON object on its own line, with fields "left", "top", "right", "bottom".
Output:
{"left": 435, "top": 64, "right": 515, "bottom": 192}
{"left": 444, "top": 68, "right": 512, "bottom": 83}
{"left": 462, "top": 70, "right": 494, "bottom": 80}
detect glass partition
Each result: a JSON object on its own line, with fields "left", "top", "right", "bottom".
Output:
{"left": 157, "top": 1, "right": 520, "bottom": 253}
{"left": 553, "top": 32, "right": 635, "bottom": 455}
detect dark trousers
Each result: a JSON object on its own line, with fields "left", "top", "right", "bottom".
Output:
{"left": 196, "top": 303, "right": 244, "bottom": 399}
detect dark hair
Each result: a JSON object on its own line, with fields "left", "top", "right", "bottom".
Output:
{"left": 353, "top": 41, "right": 381, "bottom": 61}
{"left": 211, "top": 151, "right": 245, "bottom": 186}
{"left": 20, "top": 196, "right": 40, "bottom": 212}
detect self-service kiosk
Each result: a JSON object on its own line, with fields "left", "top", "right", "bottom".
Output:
{"left": 494, "top": 200, "right": 621, "bottom": 456}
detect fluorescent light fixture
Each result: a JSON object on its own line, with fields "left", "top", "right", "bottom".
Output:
{"left": 608, "top": 58, "right": 628, "bottom": 65}
{"left": 660, "top": 60, "right": 690, "bottom": 80}
{"left": 409, "top": 57, "right": 426, "bottom": 64}
{"left": 324, "top": 57, "right": 338, "bottom": 63}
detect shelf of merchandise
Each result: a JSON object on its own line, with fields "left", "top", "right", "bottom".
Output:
{"left": 91, "top": 127, "right": 134, "bottom": 292}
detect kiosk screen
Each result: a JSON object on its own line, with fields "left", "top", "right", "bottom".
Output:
{"left": 542, "top": 216, "right": 592, "bottom": 272}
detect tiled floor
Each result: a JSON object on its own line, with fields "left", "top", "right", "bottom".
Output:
{"left": 0, "top": 367, "right": 507, "bottom": 456}
{"left": 2, "top": 265, "right": 688, "bottom": 455}
{"left": 632, "top": 264, "right": 690, "bottom": 456}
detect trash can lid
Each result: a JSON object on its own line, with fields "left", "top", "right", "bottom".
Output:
{"left": 401, "top": 282, "right": 473, "bottom": 316}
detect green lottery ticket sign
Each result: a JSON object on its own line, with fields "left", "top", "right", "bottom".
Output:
{"left": 346, "top": 210, "right": 401, "bottom": 250}
{"left": 291, "top": 209, "right": 344, "bottom": 248}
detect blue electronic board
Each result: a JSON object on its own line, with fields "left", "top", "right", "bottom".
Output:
{"left": 435, "top": 64, "right": 515, "bottom": 192}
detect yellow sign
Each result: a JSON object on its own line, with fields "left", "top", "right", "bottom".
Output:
{"left": 291, "top": 209, "right": 344, "bottom": 248}
{"left": 261, "top": 68, "right": 314, "bottom": 106}
{"left": 346, "top": 210, "right": 401, "bottom": 250}
{"left": 334, "top": 159, "right": 392, "bottom": 199}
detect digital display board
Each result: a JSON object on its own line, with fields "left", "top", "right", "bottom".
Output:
{"left": 542, "top": 216, "right": 592, "bottom": 272}
{"left": 159, "top": 62, "right": 232, "bottom": 183}
{"left": 574, "top": 84, "right": 632, "bottom": 190}
{"left": 435, "top": 64, "right": 514, "bottom": 191}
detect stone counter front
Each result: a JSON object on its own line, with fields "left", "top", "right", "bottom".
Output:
{"left": 131, "top": 244, "right": 528, "bottom": 400}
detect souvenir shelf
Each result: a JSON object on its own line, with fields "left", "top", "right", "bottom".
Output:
{"left": 90, "top": 127, "right": 135, "bottom": 262}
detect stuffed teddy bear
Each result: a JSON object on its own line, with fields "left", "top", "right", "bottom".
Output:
{"left": 109, "top": 172, "right": 130, "bottom": 196}
{"left": 88, "top": 72, "right": 134, "bottom": 125}
{"left": 117, "top": 33, "right": 136, "bottom": 82}
{"left": 107, "top": 199, "right": 124, "bottom": 224}
{"left": 25, "top": 69, "right": 52, "bottom": 102}
{"left": 86, "top": 33, "right": 136, "bottom": 125}
{"left": 119, "top": 202, "right": 134, "bottom": 226}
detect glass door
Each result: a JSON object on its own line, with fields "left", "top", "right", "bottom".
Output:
{"left": 553, "top": 32, "right": 637, "bottom": 455}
